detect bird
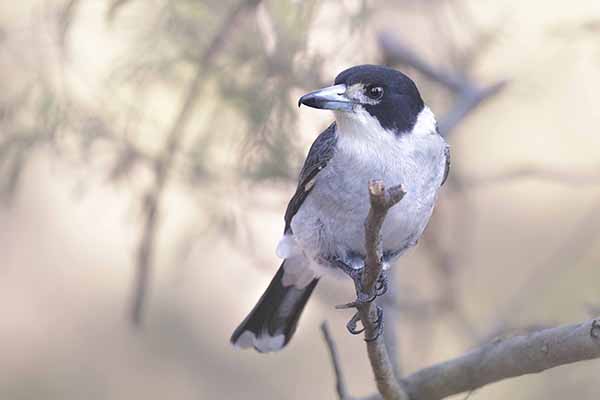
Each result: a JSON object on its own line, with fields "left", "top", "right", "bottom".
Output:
{"left": 231, "top": 64, "right": 450, "bottom": 353}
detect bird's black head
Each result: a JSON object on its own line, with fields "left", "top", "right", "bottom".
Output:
{"left": 299, "top": 65, "right": 425, "bottom": 133}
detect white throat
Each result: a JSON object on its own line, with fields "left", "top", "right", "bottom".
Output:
{"left": 334, "top": 106, "right": 389, "bottom": 141}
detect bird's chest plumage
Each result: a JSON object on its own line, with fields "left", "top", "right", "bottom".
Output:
{"left": 291, "top": 120, "right": 447, "bottom": 265}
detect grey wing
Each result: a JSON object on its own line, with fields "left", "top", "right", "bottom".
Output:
{"left": 284, "top": 123, "right": 337, "bottom": 234}
{"left": 441, "top": 144, "right": 450, "bottom": 186}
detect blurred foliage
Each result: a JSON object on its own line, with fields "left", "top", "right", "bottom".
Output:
{"left": 0, "top": 82, "right": 62, "bottom": 201}
{"left": 0, "top": 0, "right": 374, "bottom": 209}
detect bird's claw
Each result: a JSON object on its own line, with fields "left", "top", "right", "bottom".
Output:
{"left": 375, "top": 271, "right": 388, "bottom": 296}
{"left": 346, "top": 312, "right": 365, "bottom": 335}
{"left": 335, "top": 273, "right": 387, "bottom": 309}
{"left": 333, "top": 258, "right": 387, "bottom": 340}
{"left": 344, "top": 306, "right": 384, "bottom": 341}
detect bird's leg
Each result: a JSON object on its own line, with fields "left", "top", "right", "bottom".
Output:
{"left": 333, "top": 259, "right": 377, "bottom": 308}
{"left": 332, "top": 258, "right": 386, "bottom": 339}
{"left": 346, "top": 312, "right": 365, "bottom": 335}
{"left": 334, "top": 258, "right": 390, "bottom": 308}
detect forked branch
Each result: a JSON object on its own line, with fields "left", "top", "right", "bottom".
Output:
{"left": 322, "top": 183, "right": 600, "bottom": 400}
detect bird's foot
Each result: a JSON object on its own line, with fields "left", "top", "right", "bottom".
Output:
{"left": 345, "top": 312, "right": 365, "bottom": 335}
{"left": 334, "top": 263, "right": 375, "bottom": 309}
{"left": 375, "top": 269, "right": 389, "bottom": 297}
{"left": 332, "top": 258, "right": 386, "bottom": 341}
{"left": 345, "top": 306, "right": 384, "bottom": 342}
{"left": 333, "top": 259, "right": 388, "bottom": 309}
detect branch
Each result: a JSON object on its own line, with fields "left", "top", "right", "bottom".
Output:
{"left": 363, "top": 180, "right": 405, "bottom": 293}
{"left": 325, "top": 315, "right": 600, "bottom": 400}
{"left": 129, "top": 0, "right": 263, "bottom": 325}
{"left": 358, "top": 180, "right": 408, "bottom": 400}
{"left": 381, "top": 273, "right": 402, "bottom": 378}
{"left": 402, "top": 317, "right": 600, "bottom": 400}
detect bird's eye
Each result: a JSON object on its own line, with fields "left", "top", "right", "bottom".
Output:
{"left": 366, "top": 86, "right": 384, "bottom": 100}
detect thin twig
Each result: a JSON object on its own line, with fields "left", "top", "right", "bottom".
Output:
{"left": 321, "top": 321, "right": 351, "bottom": 400}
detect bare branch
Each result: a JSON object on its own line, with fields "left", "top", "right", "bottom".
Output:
{"left": 358, "top": 180, "right": 408, "bottom": 400}
{"left": 326, "top": 314, "right": 600, "bottom": 400}
{"left": 402, "top": 317, "right": 600, "bottom": 400}
{"left": 363, "top": 181, "right": 405, "bottom": 293}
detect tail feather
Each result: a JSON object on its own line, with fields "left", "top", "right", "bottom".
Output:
{"left": 230, "top": 262, "right": 318, "bottom": 353}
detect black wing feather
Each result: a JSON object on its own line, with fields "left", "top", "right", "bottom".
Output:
{"left": 284, "top": 123, "right": 337, "bottom": 233}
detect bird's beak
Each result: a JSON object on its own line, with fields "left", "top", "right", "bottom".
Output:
{"left": 298, "top": 84, "right": 354, "bottom": 111}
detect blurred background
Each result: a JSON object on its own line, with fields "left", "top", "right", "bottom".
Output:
{"left": 1, "top": 0, "right": 600, "bottom": 399}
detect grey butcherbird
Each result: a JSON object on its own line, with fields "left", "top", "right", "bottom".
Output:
{"left": 231, "top": 65, "right": 450, "bottom": 352}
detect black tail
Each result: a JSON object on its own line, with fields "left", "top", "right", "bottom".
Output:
{"left": 230, "top": 262, "right": 318, "bottom": 353}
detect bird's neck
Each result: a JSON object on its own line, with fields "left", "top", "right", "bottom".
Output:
{"left": 334, "top": 107, "right": 389, "bottom": 142}
{"left": 335, "top": 105, "right": 437, "bottom": 141}
{"left": 334, "top": 107, "right": 401, "bottom": 164}
{"left": 333, "top": 105, "right": 439, "bottom": 168}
